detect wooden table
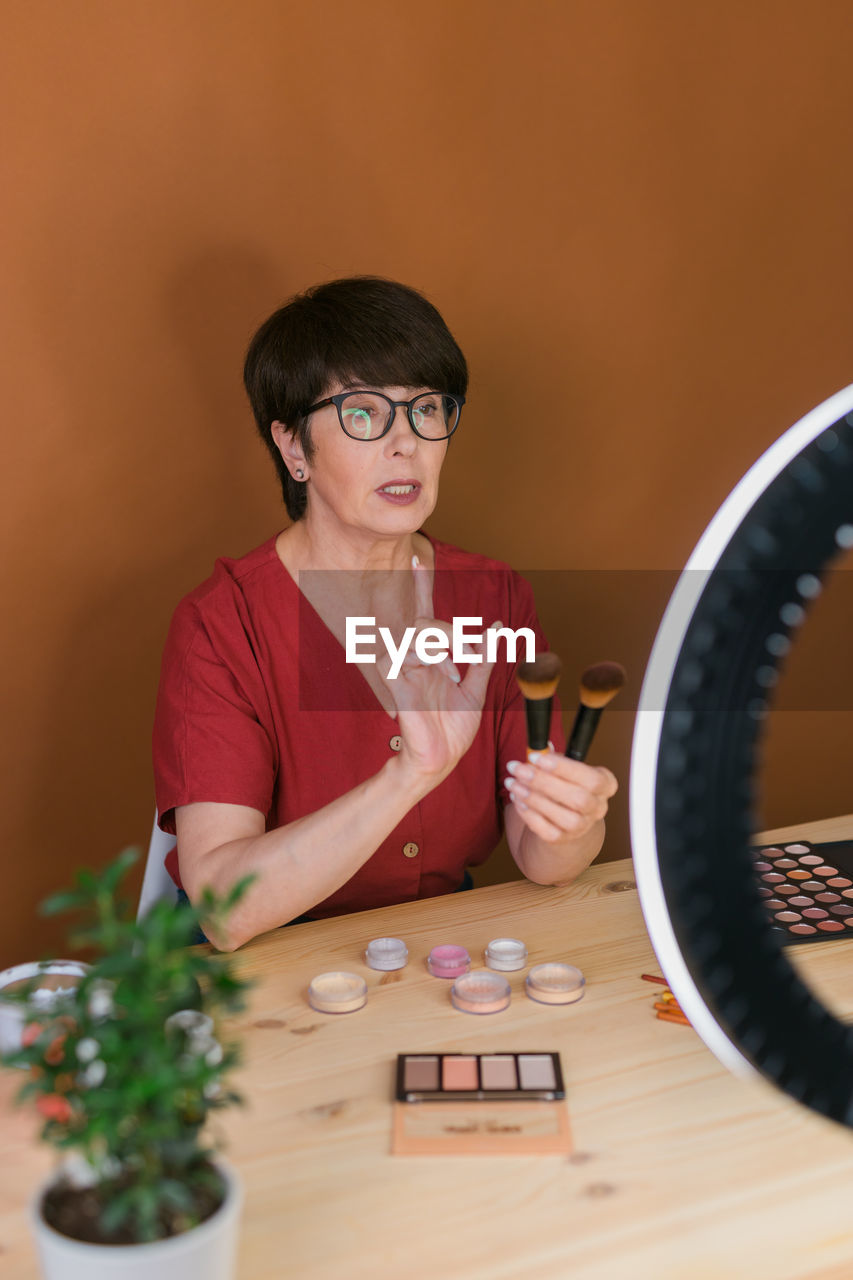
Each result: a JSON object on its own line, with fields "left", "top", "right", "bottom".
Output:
{"left": 4, "top": 815, "right": 853, "bottom": 1278}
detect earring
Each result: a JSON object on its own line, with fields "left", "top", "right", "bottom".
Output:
{"left": 295, "top": 468, "right": 305, "bottom": 481}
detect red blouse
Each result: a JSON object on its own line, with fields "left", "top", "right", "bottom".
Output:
{"left": 152, "top": 534, "right": 563, "bottom": 918}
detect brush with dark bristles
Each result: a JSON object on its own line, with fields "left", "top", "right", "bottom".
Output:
{"left": 516, "top": 653, "right": 563, "bottom": 756}
{"left": 565, "top": 661, "right": 626, "bottom": 762}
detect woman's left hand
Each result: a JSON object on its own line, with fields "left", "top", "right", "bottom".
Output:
{"left": 504, "top": 751, "right": 617, "bottom": 845}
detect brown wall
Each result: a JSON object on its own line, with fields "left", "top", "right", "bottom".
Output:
{"left": 3, "top": 2, "right": 853, "bottom": 967}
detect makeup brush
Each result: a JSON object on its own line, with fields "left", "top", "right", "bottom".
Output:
{"left": 565, "top": 661, "right": 626, "bottom": 762}
{"left": 516, "top": 652, "right": 563, "bottom": 757}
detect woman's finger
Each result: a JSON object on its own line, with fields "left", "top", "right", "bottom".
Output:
{"left": 411, "top": 554, "right": 433, "bottom": 621}
{"left": 506, "top": 779, "right": 608, "bottom": 833}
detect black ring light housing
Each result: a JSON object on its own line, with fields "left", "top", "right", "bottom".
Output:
{"left": 630, "top": 386, "right": 853, "bottom": 1125}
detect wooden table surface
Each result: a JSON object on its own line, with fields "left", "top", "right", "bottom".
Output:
{"left": 4, "top": 814, "right": 853, "bottom": 1279}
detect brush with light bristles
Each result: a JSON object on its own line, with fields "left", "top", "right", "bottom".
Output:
{"left": 565, "top": 661, "right": 627, "bottom": 762}
{"left": 516, "top": 652, "right": 563, "bottom": 757}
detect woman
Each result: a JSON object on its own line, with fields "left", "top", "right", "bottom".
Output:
{"left": 153, "top": 277, "right": 617, "bottom": 950}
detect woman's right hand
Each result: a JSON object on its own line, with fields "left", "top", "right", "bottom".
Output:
{"left": 384, "top": 557, "right": 499, "bottom": 788}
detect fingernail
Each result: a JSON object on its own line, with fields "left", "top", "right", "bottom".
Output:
{"left": 503, "top": 776, "right": 515, "bottom": 790}
{"left": 447, "top": 663, "right": 461, "bottom": 683}
{"left": 507, "top": 761, "right": 534, "bottom": 781}
{"left": 511, "top": 782, "right": 529, "bottom": 800}
{"left": 515, "top": 799, "right": 529, "bottom": 812}
{"left": 533, "top": 752, "right": 557, "bottom": 770}
{"left": 411, "top": 554, "right": 421, "bottom": 568}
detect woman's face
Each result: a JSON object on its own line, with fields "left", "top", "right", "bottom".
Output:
{"left": 281, "top": 383, "right": 450, "bottom": 542}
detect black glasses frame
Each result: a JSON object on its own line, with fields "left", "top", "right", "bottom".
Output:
{"left": 305, "top": 390, "right": 465, "bottom": 441}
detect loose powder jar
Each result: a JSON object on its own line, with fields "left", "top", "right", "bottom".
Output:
{"left": 427, "top": 945, "right": 471, "bottom": 978}
{"left": 525, "top": 962, "right": 585, "bottom": 1006}
{"left": 484, "top": 937, "right": 528, "bottom": 971}
{"left": 365, "top": 937, "right": 409, "bottom": 970}
{"left": 450, "top": 970, "right": 512, "bottom": 1015}
{"left": 308, "top": 972, "right": 368, "bottom": 1014}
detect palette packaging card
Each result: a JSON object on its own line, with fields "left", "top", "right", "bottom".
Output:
{"left": 392, "top": 1052, "right": 572, "bottom": 1155}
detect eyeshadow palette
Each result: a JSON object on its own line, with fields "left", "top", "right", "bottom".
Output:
{"left": 396, "top": 1051, "right": 564, "bottom": 1102}
{"left": 752, "top": 839, "right": 853, "bottom": 944}
{"left": 392, "top": 1052, "right": 571, "bottom": 1155}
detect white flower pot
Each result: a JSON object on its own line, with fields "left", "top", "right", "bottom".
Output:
{"left": 29, "top": 1160, "right": 242, "bottom": 1280}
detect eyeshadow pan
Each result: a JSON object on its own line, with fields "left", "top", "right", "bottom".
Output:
{"left": 788, "top": 896, "right": 814, "bottom": 907}
{"left": 758, "top": 886, "right": 772, "bottom": 897}
{"left": 785, "top": 844, "right": 811, "bottom": 854}
{"left": 442, "top": 1056, "right": 479, "bottom": 1090}
{"left": 831, "top": 905, "right": 853, "bottom": 917}
{"left": 827, "top": 877, "right": 852, "bottom": 888}
{"left": 754, "top": 861, "right": 773, "bottom": 872}
{"left": 775, "top": 911, "right": 802, "bottom": 923}
{"left": 845, "top": 918, "right": 853, "bottom": 928}
{"left": 816, "top": 892, "right": 841, "bottom": 904}
{"left": 814, "top": 866, "right": 839, "bottom": 877}
{"left": 799, "top": 854, "right": 823, "bottom": 865}
{"left": 803, "top": 908, "right": 829, "bottom": 919}
{"left": 480, "top": 1055, "right": 518, "bottom": 1090}
{"left": 787, "top": 870, "right": 811, "bottom": 880}
{"left": 518, "top": 1054, "right": 557, "bottom": 1090}
{"left": 763, "top": 872, "right": 785, "bottom": 884}
{"left": 773, "top": 858, "right": 798, "bottom": 870}
{"left": 775, "top": 885, "right": 798, "bottom": 896}
{"left": 404, "top": 1056, "right": 439, "bottom": 1091}
{"left": 801, "top": 881, "right": 826, "bottom": 892}
{"left": 842, "top": 889, "right": 853, "bottom": 899}
{"left": 818, "top": 920, "right": 845, "bottom": 932}
{"left": 763, "top": 847, "right": 783, "bottom": 855}
{"left": 765, "top": 898, "right": 787, "bottom": 909}
{"left": 790, "top": 923, "right": 817, "bottom": 935}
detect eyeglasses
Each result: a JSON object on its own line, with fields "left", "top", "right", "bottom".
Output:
{"left": 305, "top": 390, "right": 464, "bottom": 441}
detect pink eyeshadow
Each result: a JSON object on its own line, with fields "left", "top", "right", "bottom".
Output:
{"left": 773, "top": 858, "right": 798, "bottom": 870}
{"left": 791, "top": 923, "right": 817, "bottom": 935}
{"left": 754, "top": 861, "right": 772, "bottom": 872}
{"left": 827, "top": 877, "right": 852, "bottom": 888}
{"left": 775, "top": 911, "right": 801, "bottom": 923}
{"left": 788, "top": 896, "right": 813, "bottom": 907}
{"left": 816, "top": 893, "right": 841, "bottom": 904}
{"left": 799, "top": 854, "right": 823, "bottom": 865}
{"left": 765, "top": 899, "right": 787, "bottom": 910}
{"left": 803, "top": 908, "right": 828, "bottom": 919}
{"left": 814, "top": 866, "right": 839, "bottom": 877}
{"left": 845, "top": 918, "right": 853, "bottom": 929}
{"left": 818, "top": 920, "right": 845, "bottom": 932}
{"left": 442, "top": 1056, "right": 479, "bottom": 1090}
{"left": 831, "top": 905, "right": 853, "bottom": 917}
{"left": 775, "top": 886, "right": 798, "bottom": 896}
{"left": 785, "top": 844, "right": 811, "bottom": 854}
{"left": 763, "top": 873, "right": 785, "bottom": 884}
{"left": 842, "top": 889, "right": 853, "bottom": 900}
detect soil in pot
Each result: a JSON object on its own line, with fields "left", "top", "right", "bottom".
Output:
{"left": 41, "top": 1160, "right": 226, "bottom": 1245}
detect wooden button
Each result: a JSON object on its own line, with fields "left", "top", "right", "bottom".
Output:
{"left": 403, "top": 842, "right": 420, "bottom": 859}
{"left": 389, "top": 735, "right": 402, "bottom": 752}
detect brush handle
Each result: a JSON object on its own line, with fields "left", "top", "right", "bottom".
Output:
{"left": 524, "top": 696, "right": 553, "bottom": 753}
{"left": 565, "top": 705, "right": 602, "bottom": 761}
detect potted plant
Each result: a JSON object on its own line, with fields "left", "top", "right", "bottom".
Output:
{"left": 1, "top": 848, "right": 253, "bottom": 1280}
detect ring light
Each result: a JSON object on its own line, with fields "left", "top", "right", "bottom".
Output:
{"left": 630, "top": 385, "right": 853, "bottom": 1124}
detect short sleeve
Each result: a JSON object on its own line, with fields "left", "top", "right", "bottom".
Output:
{"left": 152, "top": 595, "right": 277, "bottom": 834}
{"left": 495, "top": 571, "right": 565, "bottom": 805}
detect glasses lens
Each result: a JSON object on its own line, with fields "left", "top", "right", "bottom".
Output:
{"left": 339, "top": 392, "right": 391, "bottom": 440}
{"left": 411, "top": 394, "right": 459, "bottom": 439}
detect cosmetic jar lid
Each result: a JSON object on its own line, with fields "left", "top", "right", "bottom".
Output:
{"left": 525, "top": 962, "right": 585, "bottom": 1006}
{"left": 0, "top": 960, "right": 90, "bottom": 1058}
{"left": 427, "top": 945, "right": 471, "bottom": 978}
{"left": 484, "top": 937, "right": 528, "bottom": 971}
{"left": 450, "top": 970, "right": 512, "bottom": 1015}
{"left": 365, "top": 937, "right": 409, "bottom": 971}
{"left": 307, "top": 972, "right": 368, "bottom": 1014}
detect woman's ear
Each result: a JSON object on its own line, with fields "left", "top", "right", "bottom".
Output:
{"left": 271, "top": 421, "right": 309, "bottom": 482}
